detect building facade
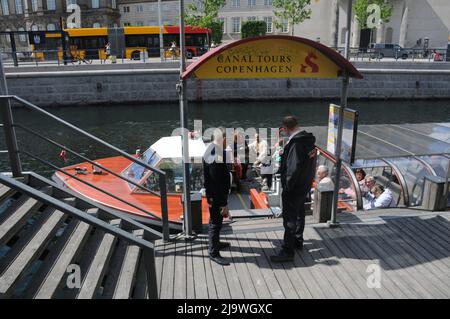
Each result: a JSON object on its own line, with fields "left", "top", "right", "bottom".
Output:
{"left": 1, "top": 0, "right": 449, "bottom": 49}
{"left": 0, "top": 0, "right": 120, "bottom": 32}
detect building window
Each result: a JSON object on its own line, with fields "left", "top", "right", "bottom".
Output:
{"left": 247, "top": 16, "right": 257, "bottom": 21}
{"left": 47, "top": 23, "right": 56, "bottom": 31}
{"left": 47, "top": 0, "right": 56, "bottom": 10}
{"left": 248, "top": 0, "right": 255, "bottom": 6}
{"left": 15, "top": 0, "right": 23, "bottom": 14}
{"left": 136, "top": 21, "right": 144, "bottom": 26}
{"left": 231, "top": 0, "right": 240, "bottom": 8}
{"left": 385, "top": 27, "right": 394, "bottom": 43}
{"left": 232, "top": 17, "right": 241, "bottom": 33}
{"left": 281, "top": 18, "right": 289, "bottom": 33}
{"left": 93, "top": 22, "right": 100, "bottom": 28}
{"left": 31, "top": 0, "right": 38, "bottom": 11}
{"left": 92, "top": 0, "right": 99, "bottom": 9}
{"left": 123, "top": 22, "right": 131, "bottom": 26}
{"left": 123, "top": 6, "right": 130, "bottom": 13}
{"left": 31, "top": 24, "right": 39, "bottom": 31}
{"left": 66, "top": 0, "right": 76, "bottom": 7}
{"left": 162, "top": 3, "right": 170, "bottom": 11}
{"left": 264, "top": 16, "right": 273, "bottom": 33}
{"left": 1, "top": 0, "right": 10, "bottom": 15}
{"left": 18, "top": 27, "right": 26, "bottom": 42}
{"left": 219, "top": 17, "right": 226, "bottom": 33}
{"left": 264, "top": 0, "right": 272, "bottom": 5}
{"left": 340, "top": 27, "right": 347, "bottom": 44}
{"left": 111, "top": 0, "right": 116, "bottom": 9}
{"left": 136, "top": 4, "right": 143, "bottom": 12}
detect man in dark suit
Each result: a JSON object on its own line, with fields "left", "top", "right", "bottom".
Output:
{"left": 271, "top": 116, "right": 317, "bottom": 262}
{"left": 203, "top": 128, "right": 232, "bottom": 266}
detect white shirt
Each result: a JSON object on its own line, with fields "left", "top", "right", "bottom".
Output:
{"left": 364, "top": 188, "right": 397, "bottom": 210}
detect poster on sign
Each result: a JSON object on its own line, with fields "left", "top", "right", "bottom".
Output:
{"left": 326, "top": 104, "right": 359, "bottom": 164}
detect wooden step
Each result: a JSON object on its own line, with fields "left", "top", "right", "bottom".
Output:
{"left": 0, "top": 184, "right": 15, "bottom": 203}
{"left": 132, "top": 258, "right": 149, "bottom": 299}
{"left": 76, "top": 219, "right": 121, "bottom": 299}
{"left": 24, "top": 218, "right": 93, "bottom": 299}
{"left": 0, "top": 191, "right": 49, "bottom": 247}
{"left": 0, "top": 206, "right": 69, "bottom": 298}
{"left": 101, "top": 229, "right": 144, "bottom": 299}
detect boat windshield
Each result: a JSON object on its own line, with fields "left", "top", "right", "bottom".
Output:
{"left": 122, "top": 148, "right": 161, "bottom": 190}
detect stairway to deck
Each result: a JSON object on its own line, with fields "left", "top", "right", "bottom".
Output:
{"left": 0, "top": 172, "right": 160, "bottom": 299}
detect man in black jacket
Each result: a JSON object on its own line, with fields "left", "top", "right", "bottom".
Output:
{"left": 271, "top": 116, "right": 317, "bottom": 262}
{"left": 203, "top": 128, "right": 232, "bottom": 266}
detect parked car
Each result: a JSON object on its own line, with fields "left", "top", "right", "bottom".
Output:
{"left": 368, "top": 43, "right": 409, "bottom": 60}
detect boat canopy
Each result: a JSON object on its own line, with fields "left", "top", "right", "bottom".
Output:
{"left": 317, "top": 147, "right": 449, "bottom": 211}
{"left": 121, "top": 136, "right": 207, "bottom": 193}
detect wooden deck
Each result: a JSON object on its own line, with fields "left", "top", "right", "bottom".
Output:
{"left": 155, "top": 209, "right": 450, "bottom": 299}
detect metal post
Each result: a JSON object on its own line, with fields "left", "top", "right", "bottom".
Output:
{"left": 0, "top": 58, "right": 22, "bottom": 177}
{"left": 10, "top": 33, "right": 18, "bottom": 67}
{"left": 158, "top": 0, "right": 164, "bottom": 62}
{"left": 328, "top": 0, "right": 352, "bottom": 227}
{"left": 159, "top": 174, "right": 170, "bottom": 241}
{"left": 179, "top": 0, "right": 193, "bottom": 237}
{"left": 60, "top": 17, "right": 68, "bottom": 66}
{"left": 443, "top": 158, "right": 450, "bottom": 208}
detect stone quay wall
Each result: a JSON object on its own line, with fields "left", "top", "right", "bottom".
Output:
{"left": 3, "top": 62, "right": 450, "bottom": 106}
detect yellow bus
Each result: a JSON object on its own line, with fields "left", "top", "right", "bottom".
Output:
{"left": 31, "top": 26, "right": 211, "bottom": 62}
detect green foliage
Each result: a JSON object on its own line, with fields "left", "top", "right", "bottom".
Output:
{"left": 241, "top": 21, "right": 267, "bottom": 39}
{"left": 185, "top": 0, "right": 226, "bottom": 27}
{"left": 353, "top": 0, "right": 394, "bottom": 29}
{"left": 208, "top": 20, "right": 224, "bottom": 44}
{"left": 185, "top": 0, "right": 226, "bottom": 44}
{"left": 272, "top": 0, "right": 312, "bottom": 36}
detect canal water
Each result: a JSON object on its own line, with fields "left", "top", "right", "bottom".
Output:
{"left": 0, "top": 99, "right": 449, "bottom": 175}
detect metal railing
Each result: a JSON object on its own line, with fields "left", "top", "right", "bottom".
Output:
{"left": 330, "top": 46, "right": 448, "bottom": 62}
{"left": 0, "top": 172, "right": 159, "bottom": 299}
{"left": 0, "top": 94, "right": 170, "bottom": 241}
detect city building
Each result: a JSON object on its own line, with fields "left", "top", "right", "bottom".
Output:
{"left": 1, "top": 0, "right": 449, "bottom": 49}
{"left": 0, "top": 0, "right": 120, "bottom": 32}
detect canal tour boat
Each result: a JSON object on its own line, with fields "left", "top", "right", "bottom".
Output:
{"left": 52, "top": 135, "right": 273, "bottom": 228}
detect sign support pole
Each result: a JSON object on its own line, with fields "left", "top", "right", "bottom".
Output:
{"left": 158, "top": 0, "right": 164, "bottom": 61}
{"left": 179, "top": 0, "right": 193, "bottom": 238}
{"left": 329, "top": 0, "right": 353, "bottom": 228}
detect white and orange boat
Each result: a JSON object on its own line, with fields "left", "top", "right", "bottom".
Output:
{"left": 53, "top": 136, "right": 272, "bottom": 228}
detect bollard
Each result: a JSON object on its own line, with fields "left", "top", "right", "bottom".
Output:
{"left": 422, "top": 175, "right": 448, "bottom": 211}
{"left": 313, "top": 184, "right": 334, "bottom": 223}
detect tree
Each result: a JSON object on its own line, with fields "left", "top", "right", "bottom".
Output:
{"left": 241, "top": 21, "right": 267, "bottom": 39}
{"left": 272, "top": 0, "right": 312, "bottom": 36}
{"left": 185, "top": 0, "right": 226, "bottom": 44}
{"left": 353, "top": 0, "right": 394, "bottom": 29}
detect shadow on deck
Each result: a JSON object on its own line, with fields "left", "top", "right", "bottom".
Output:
{"left": 155, "top": 209, "right": 450, "bottom": 299}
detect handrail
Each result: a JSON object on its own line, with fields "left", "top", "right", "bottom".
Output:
{"left": 0, "top": 173, "right": 154, "bottom": 251}
{"left": 14, "top": 123, "right": 161, "bottom": 197}
{"left": 0, "top": 94, "right": 170, "bottom": 241}
{"left": 20, "top": 149, "right": 163, "bottom": 222}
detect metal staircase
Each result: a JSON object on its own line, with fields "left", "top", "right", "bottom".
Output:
{"left": 0, "top": 172, "right": 161, "bottom": 299}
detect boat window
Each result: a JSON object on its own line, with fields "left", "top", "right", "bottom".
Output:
{"left": 385, "top": 156, "right": 435, "bottom": 207}
{"left": 137, "top": 159, "right": 204, "bottom": 194}
{"left": 416, "top": 155, "right": 449, "bottom": 178}
{"left": 352, "top": 159, "right": 403, "bottom": 208}
{"left": 121, "top": 148, "right": 161, "bottom": 190}
{"left": 315, "top": 151, "right": 357, "bottom": 212}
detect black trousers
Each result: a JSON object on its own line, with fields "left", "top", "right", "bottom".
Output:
{"left": 282, "top": 191, "right": 307, "bottom": 254}
{"left": 208, "top": 204, "right": 223, "bottom": 257}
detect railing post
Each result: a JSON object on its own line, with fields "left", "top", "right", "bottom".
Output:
{"left": 159, "top": 174, "right": 170, "bottom": 242}
{"left": 0, "top": 59, "right": 22, "bottom": 177}
{"left": 143, "top": 232, "right": 159, "bottom": 299}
